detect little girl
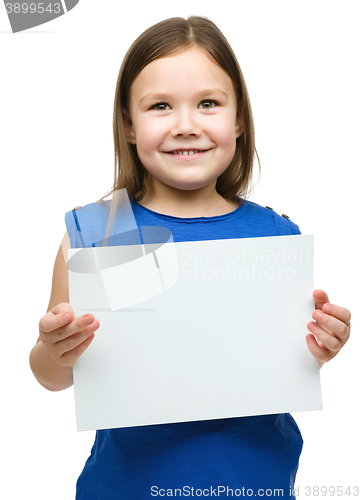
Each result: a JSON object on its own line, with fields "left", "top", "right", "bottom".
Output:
{"left": 30, "top": 16, "right": 351, "bottom": 500}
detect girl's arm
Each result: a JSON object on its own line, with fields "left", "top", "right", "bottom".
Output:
{"left": 29, "top": 239, "right": 99, "bottom": 391}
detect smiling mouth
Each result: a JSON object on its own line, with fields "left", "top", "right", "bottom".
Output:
{"left": 165, "top": 149, "right": 209, "bottom": 156}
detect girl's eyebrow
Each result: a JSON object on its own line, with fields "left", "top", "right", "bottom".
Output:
{"left": 139, "top": 88, "right": 229, "bottom": 105}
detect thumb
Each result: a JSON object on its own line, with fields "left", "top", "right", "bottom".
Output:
{"left": 313, "top": 289, "right": 330, "bottom": 311}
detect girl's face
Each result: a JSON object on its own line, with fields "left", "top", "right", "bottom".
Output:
{"left": 124, "top": 45, "right": 244, "bottom": 198}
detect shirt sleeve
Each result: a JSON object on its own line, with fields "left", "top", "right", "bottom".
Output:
{"left": 271, "top": 211, "right": 302, "bottom": 235}
{"left": 65, "top": 209, "right": 84, "bottom": 248}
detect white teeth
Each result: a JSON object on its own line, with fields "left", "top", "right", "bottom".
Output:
{"left": 170, "top": 150, "right": 204, "bottom": 155}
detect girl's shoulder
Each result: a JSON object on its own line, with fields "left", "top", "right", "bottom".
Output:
{"left": 65, "top": 200, "right": 110, "bottom": 221}
{"left": 64, "top": 200, "right": 111, "bottom": 248}
{"left": 241, "top": 200, "right": 301, "bottom": 235}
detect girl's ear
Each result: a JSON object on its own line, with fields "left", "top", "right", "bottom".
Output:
{"left": 235, "top": 112, "right": 245, "bottom": 139}
{"left": 123, "top": 109, "right": 137, "bottom": 144}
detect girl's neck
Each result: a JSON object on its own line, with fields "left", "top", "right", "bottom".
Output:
{"left": 135, "top": 188, "right": 239, "bottom": 218}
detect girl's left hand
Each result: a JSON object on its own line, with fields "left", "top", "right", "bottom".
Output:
{"left": 306, "top": 289, "right": 351, "bottom": 368}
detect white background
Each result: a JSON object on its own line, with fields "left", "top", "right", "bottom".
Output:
{"left": 1, "top": 1, "right": 359, "bottom": 498}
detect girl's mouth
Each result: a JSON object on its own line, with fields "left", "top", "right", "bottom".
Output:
{"left": 165, "top": 149, "right": 209, "bottom": 157}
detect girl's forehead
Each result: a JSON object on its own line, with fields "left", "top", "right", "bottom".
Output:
{"left": 138, "top": 46, "right": 225, "bottom": 79}
{"left": 130, "top": 46, "right": 235, "bottom": 101}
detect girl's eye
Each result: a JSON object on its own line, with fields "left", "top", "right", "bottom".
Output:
{"left": 151, "top": 102, "right": 170, "bottom": 111}
{"left": 151, "top": 100, "right": 219, "bottom": 111}
{"left": 199, "top": 100, "right": 219, "bottom": 109}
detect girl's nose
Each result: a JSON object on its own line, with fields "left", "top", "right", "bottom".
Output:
{"left": 171, "top": 109, "right": 202, "bottom": 137}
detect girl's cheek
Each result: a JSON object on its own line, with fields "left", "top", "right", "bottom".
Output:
{"left": 140, "top": 117, "right": 167, "bottom": 138}
{"left": 218, "top": 116, "right": 240, "bottom": 143}
{"left": 142, "top": 132, "right": 168, "bottom": 155}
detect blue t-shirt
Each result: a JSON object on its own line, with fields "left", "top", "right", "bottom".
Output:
{"left": 65, "top": 198, "right": 303, "bottom": 500}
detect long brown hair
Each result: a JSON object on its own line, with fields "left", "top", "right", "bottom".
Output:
{"left": 102, "top": 16, "right": 260, "bottom": 241}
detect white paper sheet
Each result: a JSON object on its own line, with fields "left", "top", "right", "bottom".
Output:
{"left": 68, "top": 234, "right": 322, "bottom": 431}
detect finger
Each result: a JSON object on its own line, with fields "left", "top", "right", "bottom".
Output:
{"left": 39, "top": 303, "right": 74, "bottom": 333}
{"left": 311, "top": 310, "right": 350, "bottom": 341}
{"left": 58, "top": 333, "right": 96, "bottom": 367}
{"left": 56, "top": 314, "right": 98, "bottom": 341}
{"left": 321, "top": 303, "right": 351, "bottom": 326}
{"left": 40, "top": 311, "right": 97, "bottom": 345}
{"left": 313, "top": 289, "right": 330, "bottom": 311}
{"left": 307, "top": 321, "right": 342, "bottom": 352}
{"left": 52, "top": 320, "right": 99, "bottom": 362}
{"left": 306, "top": 334, "right": 330, "bottom": 364}
{"left": 57, "top": 320, "right": 100, "bottom": 351}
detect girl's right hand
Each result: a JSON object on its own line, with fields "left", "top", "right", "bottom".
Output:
{"left": 39, "top": 302, "right": 100, "bottom": 367}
